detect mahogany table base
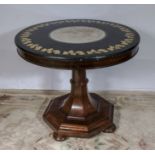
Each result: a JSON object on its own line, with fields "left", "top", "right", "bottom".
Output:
{"left": 43, "top": 69, "right": 116, "bottom": 141}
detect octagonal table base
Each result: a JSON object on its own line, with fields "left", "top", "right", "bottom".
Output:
{"left": 43, "top": 69, "right": 116, "bottom": 141}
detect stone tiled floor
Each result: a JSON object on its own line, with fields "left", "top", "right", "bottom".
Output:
{"left": 0, "top": 90, "right": 155, "bottom": 150}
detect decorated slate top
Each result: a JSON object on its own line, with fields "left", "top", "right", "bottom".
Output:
{"left": 15, "top": 19, "right": 140, "bottom": 61}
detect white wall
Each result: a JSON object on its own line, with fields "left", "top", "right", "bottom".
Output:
{"left": 0, "top": 4, "right": 154, "bottom": 91}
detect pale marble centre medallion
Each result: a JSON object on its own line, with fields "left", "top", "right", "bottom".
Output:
{"left": 49, "top": 26, "right": 106, "bottom": 44}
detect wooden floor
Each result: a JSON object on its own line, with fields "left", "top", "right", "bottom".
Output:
{"left": 0, "top": 89, "right": 155, "bottom": 150}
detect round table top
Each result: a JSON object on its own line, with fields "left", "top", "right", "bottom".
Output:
{"left": 15, "top": 19, "right": 140, "bottom": 69}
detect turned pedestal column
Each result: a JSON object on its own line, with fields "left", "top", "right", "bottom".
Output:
{"left": 43, "top": 69, "right": 116, "bottom": 141}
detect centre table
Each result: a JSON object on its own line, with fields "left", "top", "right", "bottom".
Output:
{"left": 15, "top": 19, "right": 140, "bottom": 141}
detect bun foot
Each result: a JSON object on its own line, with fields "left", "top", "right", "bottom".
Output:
{"left": 53, "top": 132, "right": 68, "bottom": 141}
{"left": 103, "top": 124, "right": 116, "bottom": 133}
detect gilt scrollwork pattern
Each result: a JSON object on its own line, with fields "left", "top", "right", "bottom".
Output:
{"left": 19, "top": 19, "right": 136, "bottom": 56}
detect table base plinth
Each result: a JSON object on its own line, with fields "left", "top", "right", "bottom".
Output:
{"left": 43, "top": 93, "right": 116, "bottom": 141}
{"left": 43, "top": 69, "right": 115, "bottom": 141}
